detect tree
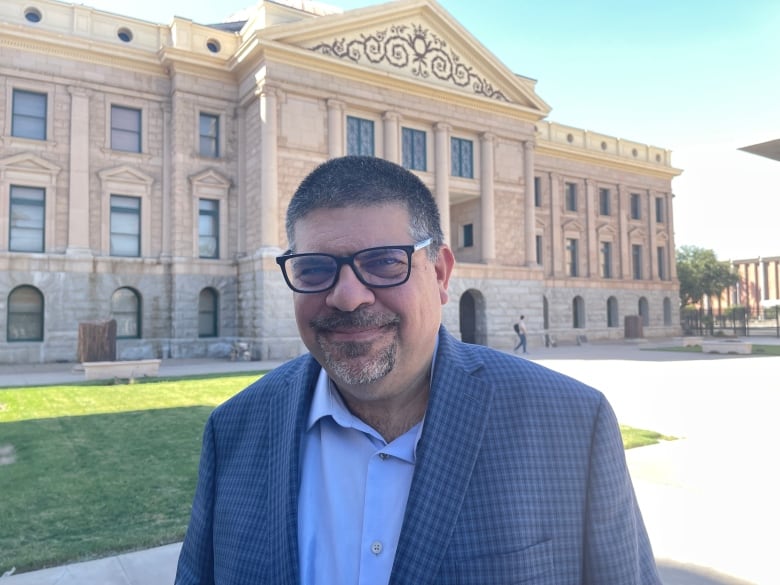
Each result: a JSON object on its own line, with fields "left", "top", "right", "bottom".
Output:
{"left": 676, "top": 245, "right": 738, "bottom": 307}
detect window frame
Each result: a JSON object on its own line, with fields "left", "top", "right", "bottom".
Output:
{"left": 7, "top": 285, "right": 44, "bottom": 342}
{"left": 198, "top": 288, "right": 219, "bottom": 338}
{"left": 450, "top": 137, "right": 474, "bottom": 179}
{"left": 11, "top": 89, "right": 47, "bottom": 141}
{"left": 199, "top": 112, "right": 220, "bottom": 158}
{"left": 655, "top": 196, "right": 665, "bottom": 223}
{"left": 198, "top": 198, "right": 220, "bottom": 259}
{"left": 110, "top": 105, "right": 142, "bottom": 153}
{"left": 109, "top": 194, "right": 141, "bottom": 257}
{"left": 461, "top": 223, "right": 474, "bottom": 248}
{"left": 111, "top": 287, "right": 141, "bottom": 339}
{"left": 534, "top": 176, "right": 542, "bottom": 207}
{"left": 346, "top": 115, "right": 375, "bottom": 156}
{"left": 402, "top": 127, "right": 427, "bottom": 171}
{"left": 565, "top": 182, "right": 578, "bottom": 212}
{"left": 9, "top": 185, "right": 45, "bottom": 253}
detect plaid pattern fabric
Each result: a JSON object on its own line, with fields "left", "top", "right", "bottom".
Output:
{"left": 176, "top": 327, "right": 660, "bottom": 585}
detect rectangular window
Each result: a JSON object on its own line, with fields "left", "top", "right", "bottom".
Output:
{"left": 655, "top": 196, "right": 665, "bottom": 223}
{"left": 199, "top": 113, "right": 219, "bottom": 158}
{"left": 462, "top": 223, "right": 474, "bottom": 248}
{"left": 599, "top": 188, "right": 611, "bottom": 215}
{"left": 534, "top": 176, "right": 542, "bottom": 207}
{"left": 199, "top": 199, "right": 219, "bottom": 259}
{"left": 535, "top": 234, "right": 543, "bottom": 266}
{"left": 632, "top": 244, "right": 643, "bottom": 280}
{"left": 12, "top": 89, "right": 47, "bottom": 140}
{"left": 630, "top": 193, "right": 642, "bottom": 220}
{"left": 402, "top": 127, "right": 427, "bottom": 171}
{"left": 566, "top": 238, "right": 579, "bottom": 277}
{"left": 110, "top": 195, "right": 141, "bottom": 257}
{"left": 451, "top": 137, "right": 473, "bottom": 178}
{"left": 600, "top": 241, "right": 612, "bottom": 278}
{"left": 9, "top": 186, "right": 45, "bottom": 252}
{"left": 657, "top": 246, "right": 666, "bottom": 280}
{"left": 111, "top": 105, "right": 142, "bottom": 153}
{"left": 565, "top": 182, "right": 577, "bottom": 211}
{"left": 347, "top": 116, "right": 374, "bottom": 156}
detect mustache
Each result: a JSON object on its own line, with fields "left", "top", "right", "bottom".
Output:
{"left": 311, "top": 310, "right": 400, "bottom": 331}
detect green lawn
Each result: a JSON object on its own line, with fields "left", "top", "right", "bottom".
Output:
{"left": 0, "top": 373, "right": 670, "bottom": 574}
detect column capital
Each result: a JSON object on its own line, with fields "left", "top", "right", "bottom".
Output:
{"left": 523, "top": 138, "right": 536, "bottom": 151}
{"left": 480, "top": 131, "right": 495, "bottom": 143}
{"left": 255, "top": 83, "right": 281, "bottom": 99}
{"left": 383, "top": 110, "right": 401, "bottom": 121}
{"left": 434, "top": 122, "right": 452, "bottom": 133}
{"left": 327, "top": 98, "right": 345, "bottom": 111}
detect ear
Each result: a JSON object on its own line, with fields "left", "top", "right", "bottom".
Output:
{"left": 434, "top": 244, "right": 455, "bottom": 305}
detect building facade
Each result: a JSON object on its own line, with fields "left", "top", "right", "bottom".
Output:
{"left": 0, "top": 0, "right": 682, "bottom": 364}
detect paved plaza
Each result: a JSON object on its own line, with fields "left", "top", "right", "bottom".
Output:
{"left": 1, "top": 338, "right": 778, "bottom": 585}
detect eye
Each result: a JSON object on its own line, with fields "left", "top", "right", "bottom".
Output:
{"left": 291, "top": 256, "right": 336, "bottom": 285}
{"left": 358, "top": 249, "right": 408, "bottom": 278}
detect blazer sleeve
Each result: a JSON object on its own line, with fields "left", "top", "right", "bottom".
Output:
{"left": 583, "top": 396, "right": 661, "bottom": 584}
{"left": 175, "top": 416, "right": 217, "bottom": 585}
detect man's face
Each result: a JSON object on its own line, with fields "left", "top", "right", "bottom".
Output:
{"left": 291, "top": 203, "right": 454, "bottom": 405}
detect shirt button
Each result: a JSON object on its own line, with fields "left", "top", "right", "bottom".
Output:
{"left": 371, "top": 541, "right": 383, "bottom": 555}
{"left": 379, "top": 453, "right": 389, "bottom": 460}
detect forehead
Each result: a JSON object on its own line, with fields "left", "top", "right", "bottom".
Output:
{"left": 292, "top": 204, "right": 412, "bottom": 252}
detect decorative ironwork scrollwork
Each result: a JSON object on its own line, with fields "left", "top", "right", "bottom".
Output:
{"left": 311, "top": 24, "right": 508, "bottom": 102}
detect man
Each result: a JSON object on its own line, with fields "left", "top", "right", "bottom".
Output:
{"left": 514, "top": 314, "right": 528, "bottom": 353}
{"left": 176, "top": 156, "right": 661, "bottom": 584}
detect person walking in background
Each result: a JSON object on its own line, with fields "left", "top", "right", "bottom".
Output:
{"left": 176, "top": 156, "right": 661, "bottom": 585}
{"left": 514, "top": 314, "right": 528, "bottom": 353}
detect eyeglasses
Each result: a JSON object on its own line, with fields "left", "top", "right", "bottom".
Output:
{"left": 276, "top": 238, "right": 433, "bottom": 294}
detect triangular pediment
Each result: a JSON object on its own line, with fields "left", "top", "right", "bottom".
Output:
{"left": 562, "top": 218, "right": 584, "bottom": 233}
{"left": 597, "top": 223, "right": 617, "bottom": 237}
{"left": 628, "top": 225, "right": 646, "bottom": 239}
{"left": 189, "top": 168, "right": 232, "bottom": 187}
{"left": 259, "top": 0, "right": 550, "bottom": 114}
{"left": 0, "top": 152, "right": 61, "bottom": 174}
{"left": 98, "top": 165, "right": 154, "bottom": 186}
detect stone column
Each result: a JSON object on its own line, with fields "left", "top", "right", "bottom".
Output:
{"left": 759, "top": 258, "right": 766, "bottom": 301}
{"left": 523, "top": 140, "right": 536, "bottom": 266}
{"left": 480, "top": 132, "right": 496, "bottom": 264}
{"left": 383, "top": 111, "right": 400, "bottom": 164}
{"left": 434, "top": 123, "right": 451, "bottom": 245}
{"left": 260, "top": 86, "right": 279, "bottom": 247}
{"left": 66, "top": 87, "right": 91, "bottom": 256}
{"left": 648, "top": 190, "right": 658, "bottom": 279}
{"left": 549, "top": 173, "right": 562, "bottom": 277}
{"left": 237, "top": 105, "right": 247, "bottom": 256}
{"left": 160, "top": 102, "right": 172, "bottom": 258}
{"left": 667, "top": 192, "right": 677, "bottom": 279}
{"left": 327, "top": 99, "right": 344, "bottom": 159}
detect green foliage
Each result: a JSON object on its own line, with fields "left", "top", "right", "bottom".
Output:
{"left": 676, "top": 245, "right": 738, "bottom": 306}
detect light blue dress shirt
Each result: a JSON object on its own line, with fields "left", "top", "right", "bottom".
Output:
{"left": 298, "top": 368, "right": 424, "bottom": 585}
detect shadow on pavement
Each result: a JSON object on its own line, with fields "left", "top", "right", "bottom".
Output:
{"left": 658, "top": 560, "right": 756, "bottom": 585}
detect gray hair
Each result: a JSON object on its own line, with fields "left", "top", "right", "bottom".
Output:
{"left": 285, "top": 156, "right": 443, "bottom": 260}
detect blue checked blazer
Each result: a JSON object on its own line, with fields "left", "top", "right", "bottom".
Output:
{"left": 176, "top": 326, "right": 661, "bottom": 584}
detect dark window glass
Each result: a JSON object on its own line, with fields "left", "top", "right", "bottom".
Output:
{"left": 566, "top": 238, "right": 579, "bottom": 277}
{"left": 565, "top": 182, "right": 577, "bottom": 211}
{"left": 630, "top": 193, "right": 642, "bottom": 220}
{"left": 534, "top": 177, "right": 542, "bottom": 207}
{"left": 402, "top": 128, "right": 427, "bottom": 171}
{"left": 347, "top": 116, "right": 374, "bottom": 156}
{"left": 12, "top": 90, "right": 47, "bottom": 140}
{"left": 110, "top": 195, "right": 141, "bottom": 257}
{"left": 111, "top": 105, "right": 142, "bottom": 152}
{"left": 462, "top": 223, "right": 473, "bottom": 248}
{"left": 632, "top": 244, "right": 643, "bottom": 279}
{"left": 600, "top": 241, "right": 612, "bottom": 278}
{"left": 199, "top": 199, "right": 219, "bottom": 259}
{"left": 7, "top": 285, "right": 44, "bottom": 342}
{"left": 451, "top": 137, "right": 473, "bottom": 178}
{"left": 599, "top": 188, "right": 611, "bottom": 215}
{"left": 199, "top": 113, "right": 219, "bottom": 158}
{"left": 198, "top": 288, "right": 218, "bottom": 337}
{"left": 655, "top": 197, "right": 665, "bottom": 223}
{"left": 9, "top": 186, "right": 45, "bottom": 252}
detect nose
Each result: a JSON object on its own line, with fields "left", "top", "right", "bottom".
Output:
{"left": 326, "top": 264, "right": 375, "bottom": 312}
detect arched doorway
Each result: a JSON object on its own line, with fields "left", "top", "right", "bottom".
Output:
{"left": 459, "top": 289, "right": 487, "bottom": 345}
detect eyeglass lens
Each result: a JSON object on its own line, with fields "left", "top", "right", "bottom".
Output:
{"left": 288, "top": 247, "right": 411, "bottom": 291}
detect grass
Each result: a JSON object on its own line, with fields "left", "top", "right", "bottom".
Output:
{"left": 649, "top": 343, "right": 780, "bottom": 356}
{"left": 620, "top": 425, "right": 676, "bottom": 450}
{"left": 0, "top": 372, "right": 671, "bottom": 574}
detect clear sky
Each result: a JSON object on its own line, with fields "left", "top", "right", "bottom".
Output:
{"left": 80, "top": 0, "right": 780, "bottom": 260}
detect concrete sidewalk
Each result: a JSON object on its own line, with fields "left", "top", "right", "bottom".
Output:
{"left": 2, "top": 340, "right": 778, "bottom": 584}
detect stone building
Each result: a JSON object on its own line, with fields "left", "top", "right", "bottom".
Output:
{"left": 0, "top": 0, "right": 682, "bottom": 364}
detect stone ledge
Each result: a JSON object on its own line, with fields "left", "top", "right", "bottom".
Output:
{"left": 679, "top": 336, "right": 703, "bottom": 347}
{"left": 82, "top": 359, "right": 161, "bottom": 380}
{"left": 701, "top": 341, "right": 752, "bottom": 355}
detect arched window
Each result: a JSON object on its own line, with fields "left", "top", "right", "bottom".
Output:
{"left": 198, "top": 288, "right": 218, "bottom": 338}
{"left": 573, "top": 296, "right": 585, "bottom": 329}
{"left": 7, "top": 285, "right": 44, "bottom": 341}
{"left": 111, "top": 287, "right": 141, "bottom": 339}
{"left": 638, "top": 297, "right": 650, "bottom": 327}
{"left": 663, "top": 297, "right": 673, "bottom": 326}
{"left": 542, "top": 295, "right": 550, "bottom": 330}
{"left": 607, "top": 296, "right": 619, "bottom": 328}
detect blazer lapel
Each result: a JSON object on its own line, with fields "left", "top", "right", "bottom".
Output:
{"left": 266, "top": 357, "right": 321, "bottom": 585}
{"left": 390, "top": 332, "right": 494, "bottom": 584}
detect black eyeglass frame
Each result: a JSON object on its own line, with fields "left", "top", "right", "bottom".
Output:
{"left": 276, "top": 237, "right": 433, "bottom": 294}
